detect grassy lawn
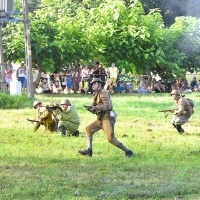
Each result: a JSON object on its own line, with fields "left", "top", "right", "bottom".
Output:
{"left": 0, "top": 93, "right": 200, "bottom": 200}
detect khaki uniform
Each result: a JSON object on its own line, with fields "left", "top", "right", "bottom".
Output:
{"left": 56, "top": 104, "right": 80, "bottom": 135}
{"left": 85, "top": 89, "right": 123, "bottom": 147}
{"left": 172, "top": 97, "right": 193, "bottom": 125}
{"left": 33, "top": 105, "right": 56, "bottom": 132}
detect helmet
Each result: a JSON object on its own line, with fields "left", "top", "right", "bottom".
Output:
{"left": 90, "top": 78, "right": 103, "bottom": 84}
{"left": 170, "top": 90, "right": 180, "bottom": 96}
{"left": 60, "top": 99, "right": 71, "bottom": 106}
{"left": 33, "top": 100, "right": 42, "bottom": 108}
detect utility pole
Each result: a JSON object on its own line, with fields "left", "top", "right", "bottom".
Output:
{"left": 0, "top": 20, "right": 6, "bottom": 94}
{"left": 22, "top": 0, "right": 34, "bottom": 100}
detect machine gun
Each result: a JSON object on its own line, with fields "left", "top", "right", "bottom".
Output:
{"left": 41, "top": 105, "right": 62, "bottom": 111}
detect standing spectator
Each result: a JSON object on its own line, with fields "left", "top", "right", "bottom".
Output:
{"left": 17, "top": 61, "right": 26, "bottom": 88}
{"left": 72, "top": 67, "right": 81, "bottom": 93}
{"left": 99, "top": 65, "right": 107, "bottom": 86}
{"left": 107, "top": 62, "right": 119, "bottom": 94}
{"left": 5, "top": 60, "right": 13, "bottom": 89}
{"left": 79, "top": 77, "right": 89, "bottom": 94}
{"left": 65, "top": 74, "right": 73, "bottom": 94}
{"left": 92, "top": 62, "right": 101, "bottom": 78}
{"left": 81, "top": 65, "right": 89, "bottom": 81}
{"left": 60, "top": 72, "right": 67, "bottom": 90}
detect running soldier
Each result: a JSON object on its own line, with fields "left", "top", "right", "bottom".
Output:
{"left": 78, "top": 78, "right": 134, "bottom": 157}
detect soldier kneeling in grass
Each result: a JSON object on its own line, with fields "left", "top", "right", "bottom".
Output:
{"left": 31, "top": 100, "right": 58, "bottom": 132}
{"left": 56, "top": 99, "right": 80, "bottom": 137}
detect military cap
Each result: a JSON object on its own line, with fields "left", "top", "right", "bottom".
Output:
{"left": 60, "top": 99, "right": 71, "bottom": 106}
{"left": 170, "top": 90, "right": 180, "bottom": 96}
{"left": 33, "top": 100, "right": 42, "bottom": 109}
{"left": 90, "top": 78, "right": 103, "bottom": 84}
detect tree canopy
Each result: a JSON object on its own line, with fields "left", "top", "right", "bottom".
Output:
{"left": 2, "top": 0, "right": 200, "bottom": 79}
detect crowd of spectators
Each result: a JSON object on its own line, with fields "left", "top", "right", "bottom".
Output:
{"left": 4, "top": 60, "right": 200, "bottom": 95}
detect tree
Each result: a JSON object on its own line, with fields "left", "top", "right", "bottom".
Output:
{"left": 2, "top": 0, "right": 200, "bottom": 80}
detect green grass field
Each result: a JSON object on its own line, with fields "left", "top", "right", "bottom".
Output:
{"left": 0, "top": 93, "right": 200, "bottom": 200}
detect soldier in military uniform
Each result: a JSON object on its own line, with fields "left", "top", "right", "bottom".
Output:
{"left": 56, "top": 99, "right": 80, "bottom": 137}
{"left": 170, "top": 90, "right": 193, "bottom": 133}
{"left": 78, "top": 78, "right": 134, "bottom": 157}
{"left": 33, "top": 100, "right": 57, "bottom": 132}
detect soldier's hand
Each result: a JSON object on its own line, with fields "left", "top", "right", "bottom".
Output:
{"left": 89, "top": 106, "right": 95, "bottom": 112}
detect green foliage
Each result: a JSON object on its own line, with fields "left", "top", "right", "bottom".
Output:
{"left": 2, "top": 0, "right": 200, "bottom": 78}
{"left": 0, "top": 93, "right": 33, "bottom": 109}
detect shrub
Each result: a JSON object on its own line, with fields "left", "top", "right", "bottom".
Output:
{"left": 0, "top": 93, "right": 33, "bottom": 109}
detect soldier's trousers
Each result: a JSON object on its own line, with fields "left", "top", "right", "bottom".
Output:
{"left": 172, "top": 114, "right": 190, "bottom": 125}
{"left": 85, "top": 118, "right": 122, "bottom": 147}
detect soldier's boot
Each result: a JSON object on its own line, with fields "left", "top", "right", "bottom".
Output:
{"left": 125, "top": 150, "right": 134, "bottom": 157}
{"left": 33, "top": 123, "right": 40, "bottom": 132}
{"left": 78, "top": 136, "right": 93, "bottom": 157}
{"left": 72, "top": 130, "right": 79, "bottom": 137}
{"left": 59, "top": 125, "right": 66, "bottom": 136}
{"left": 113, "top": 140, "right": 134, "bottom": 157}
{"left": 78, "top": 148, "right": 92, "bottom": 157}
{"left": 176, "top": 125, "right": 184, "bottom": 134}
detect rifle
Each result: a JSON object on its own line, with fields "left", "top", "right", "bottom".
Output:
{"left": 158, "top": 109, "right": 175, "bottom": 118}
{"left": 27, "top": 119, "right": 41, "bottom": 123}
{"left": 159, "top": 109, "right": 175, "bottom": 113}
{"left": 83, "top": 105, "right": 96, "bottom": 114}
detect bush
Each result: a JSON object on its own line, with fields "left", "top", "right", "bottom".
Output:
{"left": 0, "top": 93, "right": 33, "bottom": 109}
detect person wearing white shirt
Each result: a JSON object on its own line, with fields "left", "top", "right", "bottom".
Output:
{"left": 107, "top": 63, "right": 119, "bottom": 94}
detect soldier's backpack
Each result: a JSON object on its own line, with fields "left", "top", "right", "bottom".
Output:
{"left": 186, "top": 98, "right": 194, "bottom": 109}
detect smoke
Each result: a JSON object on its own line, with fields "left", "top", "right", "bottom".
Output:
{"left": 186, "top": 0, "right": 200, "bottom": 18}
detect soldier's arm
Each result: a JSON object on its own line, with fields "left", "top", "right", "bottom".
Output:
{"left": 175, "top": 99, "right": 186, "bottom": 115}
{"left": 93, "top": 91, "right": 112, "bottom": 111}
{"left": 40, "top": 109, "right": 50, "bottom": 119}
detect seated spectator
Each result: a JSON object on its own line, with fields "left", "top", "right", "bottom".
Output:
{"left": 171, "top": 80, "right": 179, "bottom": 91}
{"left": 120, "top": 81, "right": 127, "bottom": 93}
{"left": 52, "top": 80, "right": 62, "bottom": 94}
{"left": 126, "top": 81, "right": 134, "bottom": 93}
{"left": 190, "top": 77, "right": 197, "bottom": 91}
{"left": 135, "top": 77, "right": 149, "bottom": 93}
{"left": 36, "top": 78, "right": 52, "bottom": 94}
{"left": 114, "top": 80, "right": 123, "bottom": 93}
{"left": 154, "top": 80, "right": 165, "bottom": 93}
{"left": 193, "top": 81, "right": 200, "bottom": 92}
